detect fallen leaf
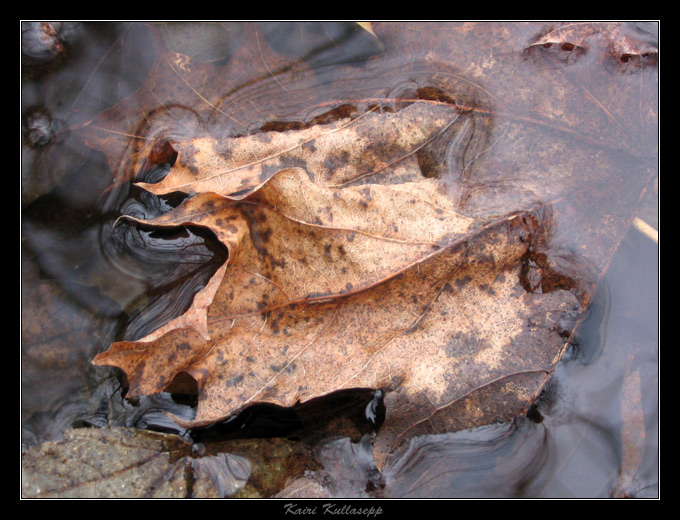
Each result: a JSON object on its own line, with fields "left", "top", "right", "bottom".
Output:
{"left": 525, "top": 21, "right": 658, "bottom": 69}
{"left": 87, "top": 22, "right": 657, "bottom": 469}
{"left": 94, "top": 101, "right": 584, "bottom": 468}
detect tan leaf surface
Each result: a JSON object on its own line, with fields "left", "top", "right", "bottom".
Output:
{"left": 135, "top": 100, "right": 463, "bottom": 196}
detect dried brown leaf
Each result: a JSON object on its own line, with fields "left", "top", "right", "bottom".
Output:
{"left": 87, "top": 22, "right": 657, "bottom": 469}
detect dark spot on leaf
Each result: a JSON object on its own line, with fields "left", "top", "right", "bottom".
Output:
{"left": 226, "top": 374, "right": 244, "bottom": 387}
{"left": 444, "top": 332, "right": 492, "bottom": 358}
{"left": 323, "top": 156, "right": 338, "bottom": 172}
{"left": 307, "top": 291, "right": 330, "bottom": 299}
{"left": 301, "top": 141, "right": 316, "bottom": 153}
{"left": 455, "top": 276, "right": 472, "bottom": 289}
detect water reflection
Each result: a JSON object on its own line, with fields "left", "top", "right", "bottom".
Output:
{"left": 383, "top": 421, "right": 549, "bottom": 498}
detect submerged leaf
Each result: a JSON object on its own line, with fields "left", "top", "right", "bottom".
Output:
{"left": 94, "top": 100, "right": 586, "bottom": 467}
{"left": 88, "top": 22, "right": 656, "bottom": 469}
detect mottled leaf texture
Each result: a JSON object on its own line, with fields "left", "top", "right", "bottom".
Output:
{"left": 91, "top": 22, "right": 657, "bottom": 468}
{"left": 93, "top": 102, "right": 578, "bottom": 467}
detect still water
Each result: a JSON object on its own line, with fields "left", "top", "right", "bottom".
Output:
{"left": 21, "top": 21, "right": 658, "bottom": 498}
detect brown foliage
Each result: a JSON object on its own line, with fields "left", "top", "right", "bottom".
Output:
{"left": 88, "top": 22, "right": 657, "bottom": 467}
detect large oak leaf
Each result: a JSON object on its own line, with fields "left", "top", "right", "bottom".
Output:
{"left": 90, "top": 22, "right": 656, "bottom": 468}
{"left": 94, "top": 100, "right": 584, "bottom": 467}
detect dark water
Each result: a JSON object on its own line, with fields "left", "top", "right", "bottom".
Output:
{"left": 21, "top": 21, "right": 658, "bottom": 498}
